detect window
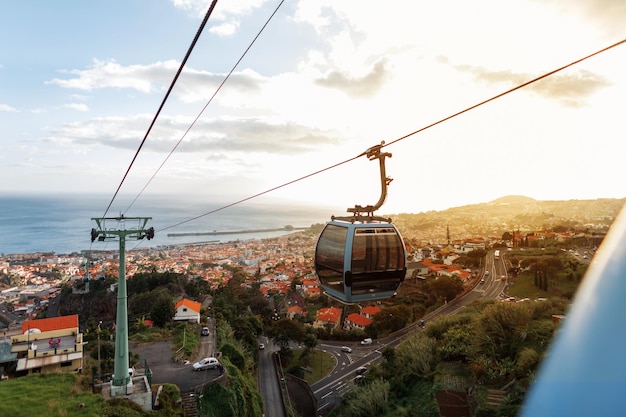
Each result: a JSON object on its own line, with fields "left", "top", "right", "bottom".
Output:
{"left": 315, "top": 224, "right": 347, "bottom": 292}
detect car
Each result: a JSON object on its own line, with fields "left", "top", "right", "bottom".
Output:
{"left": 360, "top": 338, "right": 372, "bottom": 345}
{"left": 192, "top": 357, "right": 219, "bottom": 371}
{"left": 259, "top": 343, "right": 265, "bottom": 350}
{"left": 354, "top": 374, "right": 365, "bottom": 384}
{"left": 341, "top": 346, "right": 352, "bottom": 353}
{"left": 355, "top": 366, "right": 367, "bottom": 375}
{"left": 418, "top": 320, "right": 425, "bottom": 328}
{"left": 201, "top": 327, "right": 209, "bottom": 336}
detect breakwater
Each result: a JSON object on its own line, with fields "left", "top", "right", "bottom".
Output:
{"left": 167, "top": 225, "right": 308, "bottom": 237}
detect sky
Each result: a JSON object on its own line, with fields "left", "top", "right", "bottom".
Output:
{"left": 1, "top": 0, "right": 625, "bottom": 217}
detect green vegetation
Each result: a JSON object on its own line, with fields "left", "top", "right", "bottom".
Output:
{"left": 195, "top": 273, "right": 265, "bottom": 417}
{"left": 328, "top": 297, "right": 569, "bottom": 417}
{"left": 198, "top": 360, "right": 263, "bottom": 417}
{"left": 507, "top": 249, "right": 588, "bottom": 299}
{"left": 0, "top": 373, "right": 183, "bottom": 417}
{"left": 171, "top": 322, "right": 200, "bottom": 358}
{"left": 0, "top": 373, "right": 103, "bottom": 417}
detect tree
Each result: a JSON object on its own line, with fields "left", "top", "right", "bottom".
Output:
{"left": 394, "top": 332, "right": 439, "bottom": 380}
{"left": 267, "top": 319, "right": 306, "bottom": 350}
{"left": 150, "top": 291, "right": 175, "bottom": 327}
{"left": 344, "top": 379, "right": 390, "bottom": 417}
{"left": 371, "top": 305, "right": 411, "bottom": 336}
{"left": 440, "top": 324, "right": 474, "bottom": 361}
{"left": 475, "top": 302, "right": 532, "bottom": 360}
{"left": 428, "top": 276, "right": 464, "bottom": 302}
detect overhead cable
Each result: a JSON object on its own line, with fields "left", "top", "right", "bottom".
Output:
{"left": 155, "top": 37, "right": 626, "bottom": 234}
{"left": 123, "top": 0, "right": 286, "bottom": 215}
{"left": 101, "top": 0, "right": 219, "bottom": 218}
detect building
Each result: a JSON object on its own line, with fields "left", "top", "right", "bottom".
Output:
{"left": 10, "top": 315, "right": 83, "bottom": 376}
{"left": 314, "top": 307, "right": 342, "bottom": 329}
{"left": 344, "top": 313, "right": 372, "bottom": 331}
{"left": 360, "top": 305, "right": 381, "bottom": 319}
{"left": 174, "top": 298, "right": 201, "bottom": 323}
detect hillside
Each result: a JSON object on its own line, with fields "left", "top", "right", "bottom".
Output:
{"left": 388, "top": 196, "right": 625, "bottom": 243}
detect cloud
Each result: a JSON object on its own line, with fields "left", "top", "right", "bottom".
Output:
{"left": 209, "top": 20, "right": 240, "bottom": 37}
{"left": 46, "top": 114, "right": 338, "bottom": 155}
{"left": 46, "top": 59, "right": 182, "bottom": 93}
{"left": 315, "top": 59, "right": 388, "bottom": 97}
{"left": 0, "top": 104, "right": 18, "bottom": 112}
{"left": 171, "top": 0, "right": 270, "bottom": 37}
{"left": 62, "top": 103, "right": 89, "bottom": 112}
{"left": 45, "top": 58, "right": 267, "bottom": 109}
{"left": 453, "top": 62, "right": 610, "bottom": 106}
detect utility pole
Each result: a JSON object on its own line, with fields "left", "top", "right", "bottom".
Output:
{"left": 91, "top": 215, "right": 154, "bottom": 397}
{"left": 97, "top": 320, "right": 102, "bottom": 380}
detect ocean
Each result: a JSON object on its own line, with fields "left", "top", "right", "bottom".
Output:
{"left": 0, "top": 194, "right": 337, "bottom": 255}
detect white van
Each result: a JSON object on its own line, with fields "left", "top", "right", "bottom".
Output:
{"left": 360, "top": 338, "right": 373, "bottom": 345}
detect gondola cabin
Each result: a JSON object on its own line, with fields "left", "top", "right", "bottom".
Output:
{"left": 314, "top": 220, "right": 407, "bottom": 303}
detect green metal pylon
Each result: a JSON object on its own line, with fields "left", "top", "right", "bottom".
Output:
{"left": 91, "top": 215, "right": 154, "bottom": 396}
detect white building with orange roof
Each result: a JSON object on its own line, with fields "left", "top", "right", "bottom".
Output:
{"left": 360, "top": 305, "right": 381, "bottom": 319}
{"left": 344, "top": 313, "right": 372, "bottom": 331}
{"left": 174, "top": 298, "right": 201, "bottom": 323}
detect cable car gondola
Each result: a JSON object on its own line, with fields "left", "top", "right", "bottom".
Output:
{"left": 314, "top": 143, "right": 407, "bottom": 304}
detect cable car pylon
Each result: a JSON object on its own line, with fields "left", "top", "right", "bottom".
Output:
{"left": 90, "top": 215, "right": 154, "bottom": 397}
{"left": 315, "top": 142, "right": 407, "bottom": 304}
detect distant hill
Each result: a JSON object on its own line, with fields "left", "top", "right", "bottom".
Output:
{"left": 390, "top": 196, "right": 625, "bottom": 243}
{"left": 490, "top": 195, "right": 537, "bottom": 204}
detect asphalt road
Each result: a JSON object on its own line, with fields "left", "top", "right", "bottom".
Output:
{"left": 131, "top": 318, "right": 218, "bottom": 393}
{"left": 257, "top": 336, "right": 287, "bottom": 417}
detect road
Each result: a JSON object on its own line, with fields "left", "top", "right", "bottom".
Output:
{"left": 312, "top": 250, "right": 508, "bottom": 414}
{"left": 257, "top": 336, "right": 287, "bottom": 417}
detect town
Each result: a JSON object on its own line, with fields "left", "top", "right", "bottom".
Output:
{"left": 0, "top": 195, "right": 616, "bottom": 416}
{"left": 0, "top": 219, "right": 599, "bottom": 338}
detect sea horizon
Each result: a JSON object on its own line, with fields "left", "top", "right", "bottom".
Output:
{"left": 0, "top": 193, "right": 338, "bottom": 256}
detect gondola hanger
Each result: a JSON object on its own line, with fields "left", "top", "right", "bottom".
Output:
{"left": 333, "top": 141, "right": 393, "bottom": 223}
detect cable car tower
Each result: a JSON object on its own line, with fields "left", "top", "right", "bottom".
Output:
{"left": 90, "top": 215, "right": 154, "bottom": 397}
{"left": 314, "top": 143, "right": 407, "bottom": 304}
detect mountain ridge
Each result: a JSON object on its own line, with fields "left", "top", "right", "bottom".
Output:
{"left": 389, "top": 196, "right": 625, "bottom": 243}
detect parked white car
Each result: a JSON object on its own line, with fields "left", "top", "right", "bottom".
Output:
{"left": 192, "top": 357, "right": 219, "bottom": 371}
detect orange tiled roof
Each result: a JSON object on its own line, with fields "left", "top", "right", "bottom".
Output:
{"left": 175, "top": 298, "right": 202, "bottom": 313}
{"left": 288, "top": 305, "right": 303, "bottom": 314}
{"left": 317, "top": 307, "right": 342, "bottom": 323}
{"left": 346, "top": 313, "right": 372, "bottom": 327}
{"left": 361, "top": 306, "right": 381, "bottom": 316}
{"left": 22, "top": 314, "right": 79, "bottom": 333}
